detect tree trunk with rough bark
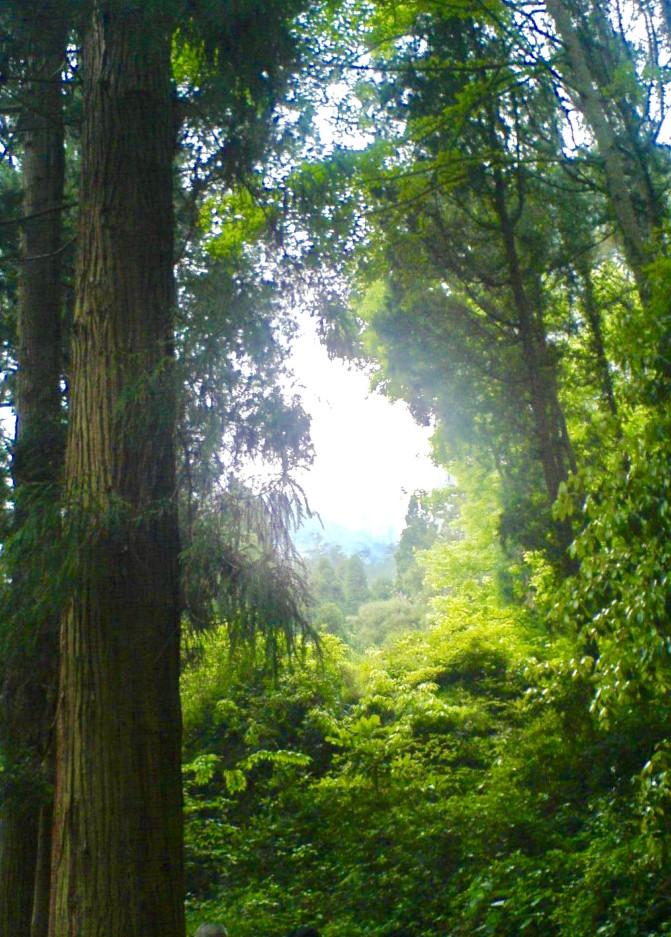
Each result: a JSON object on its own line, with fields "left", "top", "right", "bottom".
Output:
{"left": 0, "top": 12, "right": 65, "bottom": 937}
{"left": 48, "top": 4, "right": 185, "bottom": 936}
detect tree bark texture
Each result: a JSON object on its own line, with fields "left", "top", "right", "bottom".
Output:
{"left": 48, "top": 5, "right": 185, "bottom": 936}
{"left": 0, "top": 12, "right": 65, "bottom": 937}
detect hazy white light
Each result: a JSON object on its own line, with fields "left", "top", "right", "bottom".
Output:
{"left": 291, "top": 316, "right": 446, "bottom": 539}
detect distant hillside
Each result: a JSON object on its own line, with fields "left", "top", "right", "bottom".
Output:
{"left": 295, "top": 515, "right": 397, "bottom": 570}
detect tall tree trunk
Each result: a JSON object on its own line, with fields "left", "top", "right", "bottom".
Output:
{"left": 545, "top": 0, "right": 652, "bottom": 298}
{"left": 0, "top": 12, "right": 65, "bottom": 937}
{"left": 48, "top": 4, "right": 185, "bottom": 936}
{"left": 492, "top": 171, "right": 574, "bottom": 499}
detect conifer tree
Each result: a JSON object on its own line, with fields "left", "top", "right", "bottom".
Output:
{"left": 46, "top": 2, "right": 308, "bottom": 933}
{"left": 0, "top": 6, "right": 67, "bottom": 934}
{"left": 47, "top": 6, "right": 185, "bottom": 935}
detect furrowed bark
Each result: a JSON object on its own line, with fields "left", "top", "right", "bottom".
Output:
{"left": 48, "top": 4, "right": 185, "bottom": 936}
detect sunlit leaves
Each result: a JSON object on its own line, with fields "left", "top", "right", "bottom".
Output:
{"left": 548, "top": 407, "right": 671, "bottom": 722}
{"left": 199, "top": 188, "right": 270, "bottom": 259}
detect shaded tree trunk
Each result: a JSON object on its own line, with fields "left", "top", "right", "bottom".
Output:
{"left": 48, "top": 4, "right": 185, "bottom": 936}
{"left": 0, "top": 809, "right": 39, "bottom": 937}
{"left": 492, "top": 170, "right": 575, "bottom": 500}
{"left": 31, "top": 803, "right": 53, "bottom": 937}
{"left": 489, "top": 165, "right": 577, "bottom": 564}
{"left": 0, "top": 11, "right": 65, "bottom": 937}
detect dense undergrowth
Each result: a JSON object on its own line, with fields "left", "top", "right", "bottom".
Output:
{"left": 182, "top": 463, "right": 671, "bottom": 937}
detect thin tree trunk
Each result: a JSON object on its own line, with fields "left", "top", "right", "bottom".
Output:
{"left": 577, "top": 263, "right": 619, "bottom": 420}
{"left": 48, "top": 4, "right": 185, "bottom": 936}
{"left": 31, "top": 803, "right": 53, "bottom": 937}
{"left": 0, "top": 13, "right": 65, "bottom": 937}
{"left": 492, "top": 170, "right": 573, "bottom": 501}
{"left": 488, "top": 166, "right": 577, "bottom": 564}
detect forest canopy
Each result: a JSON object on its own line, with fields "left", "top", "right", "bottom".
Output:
{"left": 1, "top": 1, "right": 671, "bottom": 936}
